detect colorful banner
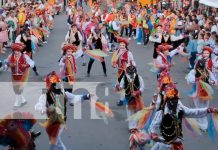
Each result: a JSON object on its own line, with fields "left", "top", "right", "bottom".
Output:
{"left": 138, "top": 0, "right": 158, "bottom": 6}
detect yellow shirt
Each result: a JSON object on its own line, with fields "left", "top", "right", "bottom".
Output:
{"left": 128, "top": 15, "right": 133, "bottom": 24}
{"left": 48, "top": 0, "right": 55, "bottom": 6}
{"left": 143, "top": 20, "right": 148, "bottom": 29}
{"left": 18, "top": 12, "right": 26, "bottom": 26}
{"left": 170, "top": 19, "right": 176, "bottom": 34}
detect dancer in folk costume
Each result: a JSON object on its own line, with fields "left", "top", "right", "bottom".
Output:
{"left": 155, "top": 43, "right": 186, "bottom": 76}
{"left": 0, "top": 112, "right": 40, "bottom": 150}
{"left": 112, "top": 37, "right": 135, "bottom": 82}
{"left": 65, "top": 24, "right": 86, "bottom": 66}
{"left": 84, "top": 17, "right": 98, "bottom": 43}
{"left": 111, "top": 37, "right": 135, "bottom": 106}
{"left": 157, "top": 69, "right": 174, "bottom": 92}
{"left": 65, "top": 24, "right": 83, "bottom": 48}
{"left": 149, "top": 83, "right": 218, "bottom": 150}
{"left": 33, "top": 9, "right": 48, "bottom": 44}
{"left": 15, "top": 29, "right": 39, "bottom": 76}
{"left": 149, "top": 25, "right": 168, "bottom": 63}
{"left": 198, "top": 46, "right": 214, "bottom": 72}
{"left": 186, "top": 58, "right": 217, "bottom": 131}
{"left": 149, "top": 25, "right": 184, "bottom": 64}
{"left": 115, "top": 63, "right": 144, "bottom": 131}
{"left": 45, "top": 4, "right": 55, "bottom": 30}
{"left": 86, "top": 30, "right": 107, "bottom": 77}
{"left": 54, "top": 0, "right": 63, "bottom": 15}
{"left": 35, "top": 71, "right": 90, "bottom": 150}
{"left": 5, "top": 43, "right": 34, "bottom": 108}
{"left": 59, "top": 44, "right": 77, "bottom": 85}
{"left": 40, "top": 71, "right": 67, "bottom": 150}
{"left": 119, "top": 12, "right": 129, "bottom": 37}
{"left": 74, "top": 8, "right": 83, "bottom": 31}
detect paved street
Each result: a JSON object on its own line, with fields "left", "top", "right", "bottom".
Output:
{"left": 0, "top": 3, "right": 218, "bottom": 150}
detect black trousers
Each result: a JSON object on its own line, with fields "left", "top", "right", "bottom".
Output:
{"left": 87, "top": 58, "right": 107, "bottom": 74}
{"left": 42, "top": 34, "right": 46, "bottom": 42}
{"left": 143, "top": 29, "right": 150, "bottom": 45}
{"left": 110, "top": 32, "right": 117, "bottom": 43}
{"left": 153, "top": 45, "right": 159, "bottom": 59}
{"left": 189, "top": 52, "right": 197, "bottom": 69}
{"left": 120, "top": 26, "right": 128, "bottom": 37}
{"left": 173, "top": 39, "right": 184, "bottom": 49}
{"left": 128, "top": 24, "right": 136, "bottom": 37}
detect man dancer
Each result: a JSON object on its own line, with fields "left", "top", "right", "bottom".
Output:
{"left": 116, "top": 63, "right": 144, "bottom": 132}
{"left": 65, "top": 24, "right": 86, "bottom": 66}
{"left": 155, "top": 43, "right": 185, "bottom": 74}
{"left": 186, "top": 58, "right": 217, "bottom": 131}
{"left": 149, "top": 83, "right": 218, "bottom": 150}
{"left": 35, "top": 71, "right": 90, "bottom": 149}
{"left": 86, "top": 30, "right": 107, "bottom": 77}
{"left": 111, "top": 37, "right": 135, "bottom": 106}
{"left": 59, "top": 44, "right": 77, "bottom": 84}
{"left": 200, "top": 46, "right": 214, "bottom": 71}
{"left": 5, "top": 43, "right": 34, "bottom": 108}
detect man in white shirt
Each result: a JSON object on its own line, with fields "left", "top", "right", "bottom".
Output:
{"left": 65, "top": 24, "right": 83, "bottom": 50}
{"left": 116, "top": 63, "right": 145, "bottom": 131}
{"left": 5, "top": 43, "right": 35, "bottom": 108}
{"left": 149, "top": 84, "right": 218, "bottom": 150}
{"left": 65, "top": 24, "right": 86, "bottom": 65}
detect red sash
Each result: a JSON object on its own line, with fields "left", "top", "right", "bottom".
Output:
{"left": 159, "top": 52, "right": 168, "bottom": 64}
{"left": 172, "top": 143, "right": 184, "bottom": 150}
{"left": 118, "top": 51, "right": 128, "bottom": 71}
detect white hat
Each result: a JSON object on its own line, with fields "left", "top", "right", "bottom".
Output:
{"left": 177, "top": 21, "right": 183, "bottom": 26}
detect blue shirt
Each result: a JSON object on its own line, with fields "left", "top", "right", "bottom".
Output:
{"left": 147, "top": 19, "right": 153, "bottom": 30}
{"left": 187, "top": 39, "right": 197, "bottom": 53}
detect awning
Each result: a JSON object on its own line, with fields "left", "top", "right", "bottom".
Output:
{"left": 199, "top": 0, "right": 218, "bottom": 8}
